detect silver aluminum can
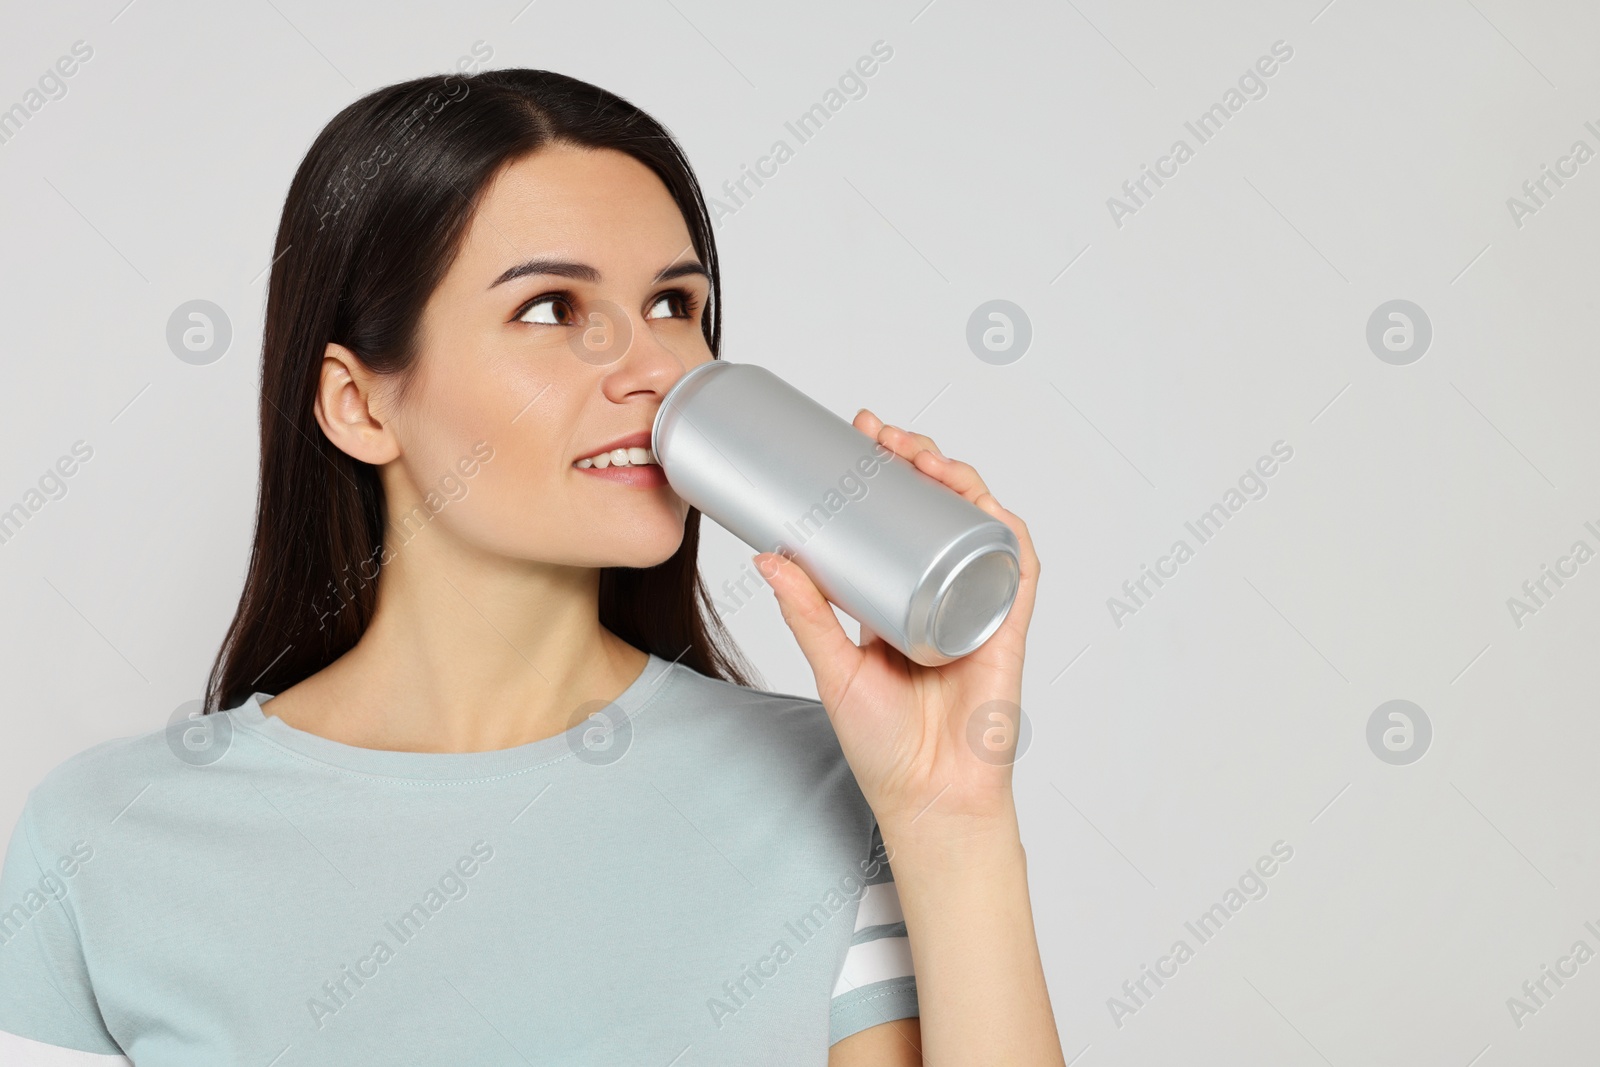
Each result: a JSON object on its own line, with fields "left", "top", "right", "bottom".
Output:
{"left": 652, "top": 359, "right": 1020, "bottom": 666}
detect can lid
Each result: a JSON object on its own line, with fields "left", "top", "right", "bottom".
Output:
{"left": 652, "top": 358, "right": 733, "bottom": 462}
{"left": 930, "top": 548, "right": 1020, "bottom": 658}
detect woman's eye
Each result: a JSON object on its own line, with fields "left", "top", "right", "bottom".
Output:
{"left": 518, "top": 294, "right": 576, "bottom": 325}
{"left": 646, "top": 292, "right": 689, "bottom": 320}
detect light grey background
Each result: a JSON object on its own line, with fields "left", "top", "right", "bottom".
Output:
{"left": 3, "top": 0, "right": 1598, "bottom": 1062}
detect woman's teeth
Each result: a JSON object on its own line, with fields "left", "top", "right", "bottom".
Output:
{"left": 576, "top": 447, "right": 658, "bottom": 469}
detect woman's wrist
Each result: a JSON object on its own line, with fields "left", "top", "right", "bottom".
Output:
{"left": 876, "top": 800, "right": 1025, "bottom": 878}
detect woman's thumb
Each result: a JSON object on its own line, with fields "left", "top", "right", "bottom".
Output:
{"left": 755, "top": 552, "right": 859, "bottom": 679}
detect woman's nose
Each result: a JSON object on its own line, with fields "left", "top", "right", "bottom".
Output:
{"left": 588, "top": 305, "right": 696, "bottom": 402}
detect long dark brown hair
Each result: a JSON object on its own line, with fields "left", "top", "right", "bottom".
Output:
{"left": 205, "top": 68, "right": 757, "bottom": 713}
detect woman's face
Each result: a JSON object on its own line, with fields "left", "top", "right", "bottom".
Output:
{"left": 376, "top": 143, "right": 714, "bottom": 570}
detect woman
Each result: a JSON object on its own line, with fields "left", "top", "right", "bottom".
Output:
{"left": 0, "top": 69, "right": 1062, "bottom": 1065}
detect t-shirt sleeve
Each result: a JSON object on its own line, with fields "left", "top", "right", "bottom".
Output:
{"left": 0, "top": 800, "right": 129, "bottom": 1064}
{"left": 828, "top": 822, "right": 919, "bottom": 1045}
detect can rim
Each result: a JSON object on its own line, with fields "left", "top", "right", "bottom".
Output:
{"left": 651, "top": 358, "right": 734, "bottom": 460}
{"left": 929, "top": 545, "right": 1020, "bottom": 657}
{"left": 904, "top": 522, "right": 1021, "bottom": 662}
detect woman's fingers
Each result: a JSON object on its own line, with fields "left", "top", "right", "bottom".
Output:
{"left": 852, "top": 404, "right": 1036, "bottom": 633}
{"left": 882, "top": 420, "right": 945, "bottom": 462}
{"left": 909, "top": 448, "right": 994, "bottom": 505}
{"left": 755, "top": 551, "right": 862, "bottom": 699}
{"left": 854, "top": 408, "right": 994, "bottom": 505}
{"left": 973, "top": 492, "right": 1040, "bottom": 636}
{"left": 853, "top": 408, "right": 886, "bottom": 437}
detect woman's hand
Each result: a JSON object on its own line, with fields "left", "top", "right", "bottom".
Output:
{"left": 754, "top": 408, "right": 1040, "bottom": 844}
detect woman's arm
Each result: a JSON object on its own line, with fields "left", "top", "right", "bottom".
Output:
{"left": 761, "top": 411, "right": 1065, "bottom": 1066}
{"left": 828, "top": 814, "right": 1059, "bottom": 1066}
{"left": 880, "top": 812, "right": 1061, "bottom": 1063}
{"left": 829, "top": 1018, "right": 922, "bottom": 1065}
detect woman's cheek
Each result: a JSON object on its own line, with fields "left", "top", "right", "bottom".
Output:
{"left": 475, "top": 445, "right": 565, "bottom": 539}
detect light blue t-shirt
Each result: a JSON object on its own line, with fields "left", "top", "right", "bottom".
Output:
{"left": 0, "top": 652, "right": 918, "bottom": 1065}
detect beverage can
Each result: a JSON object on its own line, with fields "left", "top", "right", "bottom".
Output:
{"left": 652, "top": 359, "right": 1020, "bottom": 666}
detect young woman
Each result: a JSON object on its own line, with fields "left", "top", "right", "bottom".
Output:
{"left": 0, "top": 69, "right": 1063, "bottom": 1065}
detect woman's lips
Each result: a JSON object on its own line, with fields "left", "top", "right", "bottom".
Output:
{"left": 574, "top": 462, "right": 668, "bottom": 488}
{"left": 573, "top": 427, "right": 667, "bottom": 488}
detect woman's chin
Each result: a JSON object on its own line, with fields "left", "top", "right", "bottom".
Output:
{"left": 589, "top": 533, "right": 686, "bottom": 570}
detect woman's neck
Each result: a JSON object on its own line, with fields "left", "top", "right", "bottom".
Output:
{"left": 262, "top": 534, "right": 649, "bottom": 754}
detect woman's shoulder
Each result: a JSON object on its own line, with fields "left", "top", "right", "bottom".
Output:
{"left": 662, "top": 657, "right": 836, "bottom": 740}
{"left": 17, "top": 718, "right": 199, "bottom": 835}
{"left": 655, "top": 659, "right": 868, "bottom": 799}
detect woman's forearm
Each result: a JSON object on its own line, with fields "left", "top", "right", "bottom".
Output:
{"left": 880, "top": 808, "right": 1066, "bottom": 1065}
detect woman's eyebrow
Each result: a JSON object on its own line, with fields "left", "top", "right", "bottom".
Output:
{"left": 488, "top": 258, "right": 601, "bottom": 289}
{"left": 487, "top": 257, "right": 708, "bottom": 290}
{"left": 654, "top": 260, "right": 707, "bottom": 283}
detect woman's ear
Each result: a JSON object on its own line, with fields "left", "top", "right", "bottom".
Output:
{"left": 312, "top": 342, "right": 401, "bottom": 465}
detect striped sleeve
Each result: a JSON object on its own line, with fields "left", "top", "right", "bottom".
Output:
{"left": 828, "top": 823, "right": 919, "bottom": 1044}
{"left": 0, "top": 802, "right": 130, "bottom": 1064}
